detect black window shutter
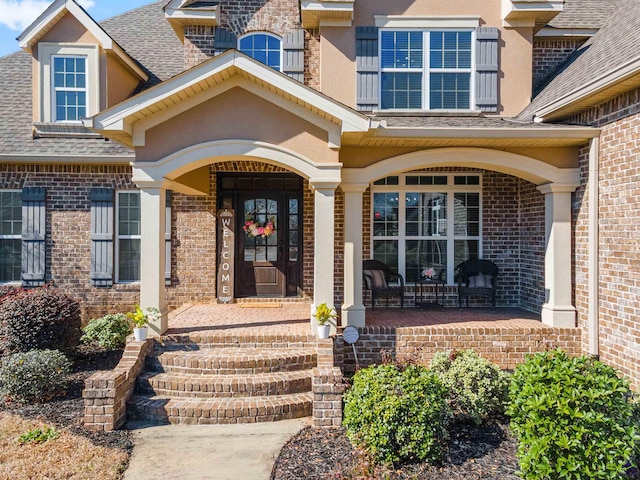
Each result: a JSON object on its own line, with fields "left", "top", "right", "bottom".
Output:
{"left": 21, "top": 187, "right": 46, "bottom": 287}
{"left": 90, "top": 188, "right": 114, "bottom": 288}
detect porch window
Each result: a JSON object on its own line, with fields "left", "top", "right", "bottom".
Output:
{"left": 116, "top": 191, "right": 141, "bottom": 283}
{"left": 380, "top": 30, "right": 473, "bottom": 110}
{"left": 238, "top": 33, "right": 282, "bottom": 71}
{"left": 371, "top": 174, "right": 481, "bottom": 283}
{"left": 0, "top": 190, "right": 22, "bottom": 283}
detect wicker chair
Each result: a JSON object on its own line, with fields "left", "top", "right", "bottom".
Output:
{"left": 363, "top": 259, "right": 405, "bottom": 311}
{"left": 456, "top": 259, "right": 498, "bottom": 312}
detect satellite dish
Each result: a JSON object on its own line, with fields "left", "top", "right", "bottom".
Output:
{"left": 343, "top": 325, "right": 360, "bottom": 344}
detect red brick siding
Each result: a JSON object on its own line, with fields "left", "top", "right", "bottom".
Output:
{"left": 532, "top": 39, "right": 584, "bottom": 92}
{"left": 569, "top": 87, "right": 640, "bottom": 389}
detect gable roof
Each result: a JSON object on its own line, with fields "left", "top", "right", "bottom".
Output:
{"left": 18, "top": 0, "right": 147, "bottom": 81}
{"left": 86, "top": 50, "right": 371, "bottom": 148}
{"left": 547, "top": 0, "right": 620, "bottom": 29}
{"left": 520, "top": 0, "right": 640, "bottom": 121}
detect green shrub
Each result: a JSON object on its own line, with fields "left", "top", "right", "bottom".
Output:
{"left": 430, "top": 349, "right": 510, "bottom": 424}
{"left": 0, "top": 288, "right": 81, "bottom": 353}
{"left": 506, "top": 349, "right": 639, "bottom": 480}
{"left": 80, "top": 314, "right": 131, "bottom": 350}
{"left": 0, "top": 349, "right": 71, "bottom": 402}
{"left": 343, "top": 363, "right": 451, "bottom": 466}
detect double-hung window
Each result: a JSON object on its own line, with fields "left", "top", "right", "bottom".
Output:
{"left": 238, "top": 33, "right": 282, "bottom": 71}
{"left": 0, "top": 191, "right": 22, "bottom": 283}
{"left": 52, "top": 55, "right": 87, "bottom": 122}
{"left": 371, "top": 174, "right": 481, "bottom": 283}
{"left": 116, "top": 191, "right": 141, "bottom": 283}
{"left": 380, "top": 30, "right": 473, "bottom": 110}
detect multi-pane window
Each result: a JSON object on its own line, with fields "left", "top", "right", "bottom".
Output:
{"left": 380, "top": 30, "right": 473, "bottom": 110}
{"left": 239, "top": 33, "right": 281, "bottom": 71}
{"left": 52, "top": 56, "right": 87, "bottom": 122}
{"left": 0, "top": 191, "right": 22, "bottom": 283}
{"left": 117, "top": 192, "right": 140, "bottom": 283}
{"left": 372, "top": 174, "right": 481, "bottom": 283}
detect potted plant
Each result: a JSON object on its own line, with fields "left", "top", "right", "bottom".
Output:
{"left": 313, "top": 303, "right": 337, "bottom": 339}
{"left": 126, "top": 305, "right": 160, "bottom": 341}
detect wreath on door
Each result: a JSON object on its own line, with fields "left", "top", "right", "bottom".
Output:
{"left": 243, "top": 214, "right": 275, "bottom": 238}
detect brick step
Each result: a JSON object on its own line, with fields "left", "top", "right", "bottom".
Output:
{"left": 156, "top": 332, "right": 316, "bottom": 351}
{"left": 145, "top": 348, "right": 317, "bottom": 375}
{"left": 136, "top": 370, "right": 313, "bottom": 398}
{"left": 126, "top": 392, "right": 313, "bottom": 425}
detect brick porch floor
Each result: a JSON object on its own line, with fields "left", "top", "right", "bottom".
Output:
{"left": 167, "top": 302, "right": 544, "bottom": 334}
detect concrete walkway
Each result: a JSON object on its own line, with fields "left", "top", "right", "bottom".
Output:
{"left": 123, "top": 417, "right": 309, "bottom": 480}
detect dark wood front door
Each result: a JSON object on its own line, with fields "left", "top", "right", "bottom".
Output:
{"left": 219, "top": 173, "right": 303, "bottom": 298}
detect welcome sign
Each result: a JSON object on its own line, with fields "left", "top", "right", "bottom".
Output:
{"left": 217, "top": 209, "right": 234, "bottom": 303}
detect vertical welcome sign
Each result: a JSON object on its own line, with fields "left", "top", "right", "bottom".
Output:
{"left": 217, "top": 209, "right": 234, "bottom": 303}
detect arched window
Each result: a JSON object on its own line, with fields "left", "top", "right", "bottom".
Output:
{"left": 238, "top": 33, "right": 281, "bottom": 71}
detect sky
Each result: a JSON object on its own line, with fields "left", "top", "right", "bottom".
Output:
{"left": 0, "top": 0, "right": 155, "bottom": 57}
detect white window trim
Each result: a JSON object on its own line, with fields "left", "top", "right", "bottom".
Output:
{"left": 38, "top": 43, "right": 99, "bottom": 123}
{"left": 237, "top": 32, "right": 283, "bottom": 72}
{"left": 0, "top": 189, "right": 23, "bottom": 285}
{"left": 378, "top": 28, "right": 477, "bottom": 112}
{"left": 115, "top": 191, "right": 141, "bottom": 284}
{"left": 375, "top": 15, "right": 480, "bottom": 29}
{"left": 370, "top": 173, "right": 483, "bottom": 284}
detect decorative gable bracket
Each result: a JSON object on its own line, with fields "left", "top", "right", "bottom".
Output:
{"left": 501, "top": 0, "right": 563, "bottom": 30}
{"left": 301, "top": 0, "right": 355, "bottom": 29}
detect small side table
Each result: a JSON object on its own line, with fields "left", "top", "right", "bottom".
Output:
{"left": 414, "top": 278, "right": 445, "bottom": 311}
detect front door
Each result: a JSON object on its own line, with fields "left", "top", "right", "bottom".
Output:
{"left": 237, "top": 194, "right": 285, "bottom": 296}
{"left": 220, "top": 173, "right": 303, "bottom": 298}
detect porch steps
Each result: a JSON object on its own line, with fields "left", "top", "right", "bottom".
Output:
{"left": 127, "top": 333, "right": 317, "bottom": 425}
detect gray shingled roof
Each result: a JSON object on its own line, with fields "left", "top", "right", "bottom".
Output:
{"left": 548, "top": 0, "right": 620, "bottom": 29}
{"left": 373, "top": 115, "right": 589, "bottom": 129}
{"left": 520, "top": 0, "right": 640, "bottom": 120}
{"left": 0, "top": 1, "right": 184, "bottom": 157}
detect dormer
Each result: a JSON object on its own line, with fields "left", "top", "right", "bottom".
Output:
{"left": 17, "top": 0, "right": 147, "bottom": 134}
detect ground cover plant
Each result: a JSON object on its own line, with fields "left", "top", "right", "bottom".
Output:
{"left": 507, "top": 349, "right": 639, "bottom": 480}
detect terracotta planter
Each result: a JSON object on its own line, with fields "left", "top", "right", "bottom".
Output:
{"left": 317, "top": 324, "right": 330, "bottom": 339}
{"left": 134, "top": 326, "right": 148, "bottom": 341}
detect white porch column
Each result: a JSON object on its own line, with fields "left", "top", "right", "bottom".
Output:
{"left": 310, "top": 180, "right": 340, "bottom": 334}
{"left": 341, "top": 183, "right": 368, "bottom": 328}
{"left": 138, "top": 183, "right": 168, "bottom": 335}
{"left": 537, "top": 183, "right": 578, "bottom": 327}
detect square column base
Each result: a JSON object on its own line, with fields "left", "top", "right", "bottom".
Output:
{"left": 541, "top": 304, "right": 576, "bottom": 328}
{"left": 341, "top": 304, "right": 366, "bottom": 328}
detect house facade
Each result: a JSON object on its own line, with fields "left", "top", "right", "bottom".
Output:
{"left": 0, "top": 0, "right": 638, "bottom": 388}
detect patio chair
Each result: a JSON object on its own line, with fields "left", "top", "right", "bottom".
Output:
{"left": 363, "top": 259, "right": 405, "bottom": 311}
{"left": 456, "top": 259, "right": 498, "bottom": 312}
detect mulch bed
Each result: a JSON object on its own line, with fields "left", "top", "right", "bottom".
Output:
{"left": 272, "top": 417, "right": 521, "bottom": 480}
{"left": 0, "top": 344, "right": 133, "bottom": 454}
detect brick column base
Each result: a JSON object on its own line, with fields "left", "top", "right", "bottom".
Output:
{"left": 83, "top": 339, "right": 154, "bottom": 431}
{"left": 312, "top": 338, "right": 345, "bottom": 427}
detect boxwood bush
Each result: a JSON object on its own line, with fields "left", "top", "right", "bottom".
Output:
{"left": 506, "top": 349, "right": 639, "bottom": 480}
{"left": 80, "top": 313, "right": 131, "bottom": 350}
{"left": 430, "top": 349, "right": 510, "bottom": 424}
{"left": 0, "top": 288, "right": 81, "bottom": 353}
{"left": 0, "top": 349, "right": 71, "bottom": 402}
{"left": 343, "top": 363, "right": 451, "bottom": 466}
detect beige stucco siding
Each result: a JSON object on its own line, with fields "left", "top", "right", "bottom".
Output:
{"left": 320, "top": 0, "right": 532, "bottom": 115}
{"left": 138, "top": 87, "right": 338, "bottom": 163}
{"left": 340, "top": 145, "right": 578, "bottom": 169}
{"left": 38, "top": 13, "right": 101, "bottom": 45}
{"left": 105, "top": 55, "right": 139, "bottom": 108}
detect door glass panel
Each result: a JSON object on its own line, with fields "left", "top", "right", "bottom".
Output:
{"left": 289, "top": 247, "right": 298, "bottom": 261}
{"left": 243, "top": 198, "right": 278, "bottom": 262}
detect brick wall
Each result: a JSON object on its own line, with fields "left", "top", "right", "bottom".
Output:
{"left": 569, "top": 87, "right": 640, "bottom": 390}
{"left": 532, "top": 39, "right": 584, "bottom": 92}
{"left": 361, "top": 168, "right": 545, "bottom": 311}
{"left": 182, "top": 0, "right": 321, "bottom": 91}
{"left": 336, "top": 325, "right": 583, "bottom": 373}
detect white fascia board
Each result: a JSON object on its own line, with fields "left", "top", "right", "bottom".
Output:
{"left": 301, "top": 1, "right": 355, "bottom": 14}
{"left": 164, "top": 7, "right": 219, "bottom": 24}
{"left": 370, "top": 126, "right": 599, "bottom": 140}
{"left": 93, "top": 51, "right": 370, "bottom": 136}
{"left": 535, "top": 56, "right": 640, "bottom": 121}
{"left": 375, "top": 15, "right": 480, "bottom": 29}
{"left": 18, "top": 0, "right": 67, "bottom": 51}
{"left": 535, "top": 28, "right": 598, "bottom": 38}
